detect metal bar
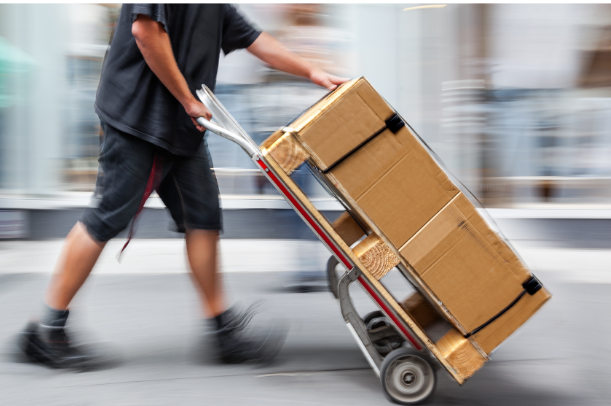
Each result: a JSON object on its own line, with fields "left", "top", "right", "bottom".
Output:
{"left": 357, "top": 275, "right": 423, "bottom": 351}
{"left": 346, "top": 323, "right": 380, "bottom": 377}
{"left": 253, "top": 156, "right": 354, "bottom": 270}
{"left": 338, "top": 268, "right": 384, "bottom": 370}
{"left": 196, "top": 117, "right": 259, "bottom": 158}
{"left": 195, "top": 85, "right": 261, "bottom": 157}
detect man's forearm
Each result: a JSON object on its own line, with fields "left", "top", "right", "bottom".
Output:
{"left": 247, "top": 32, "right": 347, "bottom": 90}
{"left": 132, "top": 15, "right": 196, "bottom": 107}
{"left": 247, "top": 32, "right": 316, "bottom": 79}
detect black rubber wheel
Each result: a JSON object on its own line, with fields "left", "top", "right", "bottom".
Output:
{"left": 326, "top": 256, "right": 341, "bottom": 299}
{"left": 380, "top": 348, "right": 437, "bottom": 405}
{"left": 363, "top": 310, "right": 383, "bottom": 325}
{"left": 363, "top": 311, "right": 403, "bottom": 356}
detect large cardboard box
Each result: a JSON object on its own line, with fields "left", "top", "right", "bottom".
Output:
{"left": 280, "top": 77, "right": 550, "bottom": 355}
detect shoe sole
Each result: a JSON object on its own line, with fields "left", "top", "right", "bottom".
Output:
{"left": 17, "top": 322, "right": 91, "bottom": 370}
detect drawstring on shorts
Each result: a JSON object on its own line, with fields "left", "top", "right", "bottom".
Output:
{"left": 117, "top": 154, "right": 163, "bottom": 261}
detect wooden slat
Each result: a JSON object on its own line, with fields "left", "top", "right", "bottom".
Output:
{"left": 436, "top": 329, "right": 487, "bottom": 381}
{"left": 353, "top": 234, "right": 399, "bottom": 280}
{"left": 332, "top": 211, "right": 366, "bottom": 246}
{"left": 259, "top": 128, "right": 284, "bottom": 150}
{"left": 260, "top": 150, "right": 478, "bottom": 385}
{"left": 261, "top": 131, "right": 309, "bottom": 175}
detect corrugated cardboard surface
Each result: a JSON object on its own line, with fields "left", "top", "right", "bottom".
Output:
{"left": 399, "top": 192, "right": 543, "bottom": 344}
{"left": 472, "top": 287, "right": 550, "bottom": 354}
{"left": 330, "top": 128, "right": 407, "bottom": 200}
{"left": 291, "top": 78, "right": 394, "bottom": 170}
{"left": 330, "top": 125, "right": 458, "bottom": 248}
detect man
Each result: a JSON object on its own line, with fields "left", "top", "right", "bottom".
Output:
{"left": 19, "top": 4, "right": 346, "bottom": 368}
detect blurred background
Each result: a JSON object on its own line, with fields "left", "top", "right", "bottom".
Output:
{"left": 3, "top": 3, "right": 611, "bottom": 205}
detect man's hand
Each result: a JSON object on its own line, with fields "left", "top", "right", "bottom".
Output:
{"left": 184, "top": 100, "right": 212, "bottom": 132}
{"left": 248, "top": 32, "right": 348, "bottom": 91}
{"left": 309, "top": 68, "right": 347, "bottom": 91}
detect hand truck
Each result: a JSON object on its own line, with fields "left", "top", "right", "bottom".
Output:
{"left": 196, "top": 85, "right": 478, "bottom": 404}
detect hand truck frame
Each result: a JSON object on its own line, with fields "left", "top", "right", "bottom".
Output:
{"left": 196, "top": 85, "right": 483, "bottom": 404}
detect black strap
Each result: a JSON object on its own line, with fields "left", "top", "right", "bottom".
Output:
{"left": 322, "top": 114, "right": 405, "bottom": 174}
{"left": 385, "top": 114, "right": 405, "bottom": 133}
{"left": 523, "top": 275, "right": 542, "bottom": 295}
{"left": 465, "top": 275, "right": 542, "bottom": 338}
{"left": 322, "top": 126, "right": 387, "bottom": 173}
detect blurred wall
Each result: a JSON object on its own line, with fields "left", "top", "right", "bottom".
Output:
{"left": 1, "top": 4, "right": 611, "bottom": 208}
{"left": 0, "top": 4, "right": 69, "bottom": 193}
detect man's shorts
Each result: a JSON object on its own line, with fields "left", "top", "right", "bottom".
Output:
{"left": 81, "top": 121, "right": 222, "bottom": 243}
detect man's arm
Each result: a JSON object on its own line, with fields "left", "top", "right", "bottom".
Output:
{"left": 247, "top": 32, "right": 347, "bottom": 91}
{"left": 132, "top": 15, "right": 210, "bottom": 131}
{"left": 132, "top": 15, "right": 347, "bottom": 131}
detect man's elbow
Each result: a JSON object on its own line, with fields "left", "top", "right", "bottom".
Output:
{"left": 132, "top": 16, "right": 160, "bottom": 45}
{"left": 131, "top": 21, "right": 147, "bottom": 43}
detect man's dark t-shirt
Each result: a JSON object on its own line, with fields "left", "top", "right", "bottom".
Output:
{"left": 95, "top": 4, "right": 261, "bottom": 156}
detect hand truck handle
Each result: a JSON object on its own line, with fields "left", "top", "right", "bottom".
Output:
{"left": 195, "top": 116, "right": 259, "bottom": 157}
{"left": 195, "top": 85, "right": 260, "bottom": 158}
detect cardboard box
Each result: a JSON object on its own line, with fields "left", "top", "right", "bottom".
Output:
{"left": 289, "top": 78, "right": 395, "bottom": 170}
{"left": 471, "top": 287, "right": 549, "bottom": 354}
{"left": 329, "top": 125, "right": 458, "bottom": 248}
{"left": 277, "top": 76, "right": 550, "bottom": 356}
{"left": 399, "top": 192, "right": 551, "bottom": 351}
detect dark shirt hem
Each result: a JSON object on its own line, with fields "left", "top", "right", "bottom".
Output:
{"left": 223, "top": 30, "right": 261, "bottom": 55}
{"left": 95, "top": 105, "right": 200, "bottom": 157}
{"left": 131, "top": 4, "right": 168, "bottom": 30}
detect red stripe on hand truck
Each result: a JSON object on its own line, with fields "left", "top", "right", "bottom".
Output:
{"left": 256, "top": 158, "right": 422, "bottom": 351}
{"left": 357, "top": 276, "right": 423, "bottom": 351}
{"left": 256, "top": 159, "right": 353, "bottom": 269}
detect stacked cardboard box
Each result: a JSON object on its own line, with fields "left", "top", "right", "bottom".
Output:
{"left": 270, "top": 77, "right": 550, "bottom": 355}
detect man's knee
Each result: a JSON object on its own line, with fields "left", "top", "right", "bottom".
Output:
{"left": 185, "top": 229, "right": 220, "bottom": 239}
{"left": 80, "top": 208, "right": 132, "bottom": 243}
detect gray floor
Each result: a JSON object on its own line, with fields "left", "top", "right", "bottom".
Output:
{"left": 0, "top": 259, "right": 608, "bottom": 405}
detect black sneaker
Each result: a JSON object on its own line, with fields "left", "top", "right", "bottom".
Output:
{"left": 212, "top": 304, "right": 287, "bottom": 364}
{"left": 18, "top": 321, "right": 91, "bottom": 369}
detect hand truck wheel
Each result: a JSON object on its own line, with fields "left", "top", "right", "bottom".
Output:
{"left": 363, "top": 311, "right": 404, "bottom": 356}
{"left": 380, "top": 347, "right": 437, "bottom": 405}
{"left": 363, "top": 310, "right": 383, "bottom": 324}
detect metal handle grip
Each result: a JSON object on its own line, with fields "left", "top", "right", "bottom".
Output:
{"left": 196, "top": 116, "right": 259, "bottom": 158}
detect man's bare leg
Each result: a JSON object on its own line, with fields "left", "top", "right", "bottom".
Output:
{"left": 185, "top": 229, "right": 286, "bottom": 363}
{"left": 45, "top": 222, "right": 106, "bottom": 310}
{"left": 185, "top": 229, "right": 225, "bottom": 318}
